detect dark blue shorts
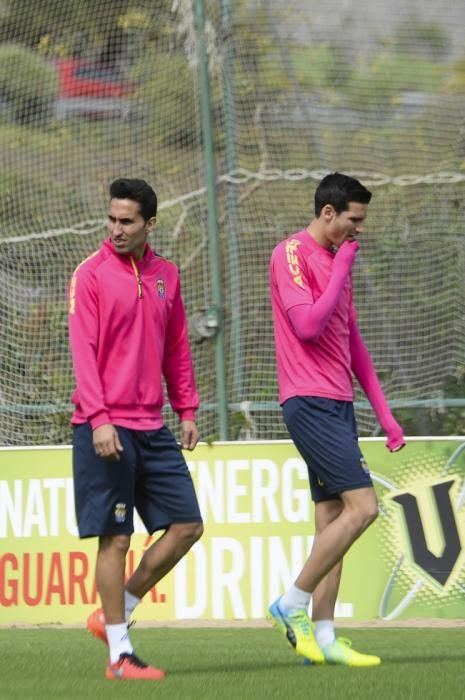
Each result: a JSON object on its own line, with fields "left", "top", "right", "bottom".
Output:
{"left": 72, "top": 424, "right": 202, "bottom": 538}
{"left": 282, "top": 396, "right": 373, "bottom": 502}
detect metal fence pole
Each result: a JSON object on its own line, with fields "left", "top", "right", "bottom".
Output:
{"left": 221, "top": 0, "right": 243, "bottom": 402}
{"left": 194, "top": 0, "right": 229, "bottom": 439}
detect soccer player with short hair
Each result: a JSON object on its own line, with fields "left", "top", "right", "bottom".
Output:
{"left": 268, "top": 172, "right": 405, "bottom": 667}
{"left": 68, "top": 178, "right": 203, "bottom": 680}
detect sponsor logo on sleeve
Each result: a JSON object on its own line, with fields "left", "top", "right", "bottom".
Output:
{"left": 285, "top": 239, "right": 304, "bottom": 288}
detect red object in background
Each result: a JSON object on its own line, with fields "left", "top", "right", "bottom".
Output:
{"left": 55, "top": 58, "right": 132, "bottom": 98}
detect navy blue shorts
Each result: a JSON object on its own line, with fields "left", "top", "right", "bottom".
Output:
{"left": 72, "top": 424, "right": 202, "bottom": 538}
{"left": 282, "top": 396, "right": 373, "bottom": 502}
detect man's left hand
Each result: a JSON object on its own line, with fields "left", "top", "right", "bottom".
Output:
{"left": 180, "top": 420, "right": 199, "bottom": 450}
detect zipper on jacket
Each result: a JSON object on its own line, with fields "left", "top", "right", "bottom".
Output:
{"left": 129, "top": 256, "right": 143, "bottom": 299}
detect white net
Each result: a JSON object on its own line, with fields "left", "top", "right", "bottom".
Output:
{"left": 0, "top": 0, "right": 465, "bottom": 444}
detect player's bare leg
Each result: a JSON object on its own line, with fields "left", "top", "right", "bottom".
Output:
{"left": 311, "top": 499, "right": 343, "bottom": 645}
{"left": 295, "top": 487, "right": 378, "bottom": 592}
{"left": 269, "top": 488, "right": 380, "bottom": 666}
{"left": 95, "top": 535, "right": 134, "bottom": 662}
{"left": 91, "top": 533, "right": 165, "bottom": 679}
{"left": 88, "top": 522, "right": 203, "bottom": 645}
{"left": 96, "top": 534, "right": 129, "bottom": 623}
{"left": 299, "top": 489, "right": 380, "bottom": 666}
{"left": 126, "top": 521, "right": 203, "bottom": 599}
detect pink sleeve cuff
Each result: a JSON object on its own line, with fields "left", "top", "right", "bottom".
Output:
{"left": 178, "top": 409, "right": 196, "bottom": 422}
{"left": 90, "top": 411, "right": 111, "bottom": 430}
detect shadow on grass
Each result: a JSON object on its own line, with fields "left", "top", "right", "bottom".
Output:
{"left": 170, "top": 658, "right": 309, "bottom": 675}
{"left": 171, "top": 651, "right": 465, "bottom": 675}
{"left": 381, "top": 654, "right": 465, "bottom": 665}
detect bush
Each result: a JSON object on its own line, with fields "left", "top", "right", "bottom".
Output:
{"left": 0, "top": 44, "right": 58, "bottom": 125}
{"left": 343, "top": 52, "right": 446, "bottom": 108}
{"left": 131, "top": 51, "right": 198, "bottom": 148}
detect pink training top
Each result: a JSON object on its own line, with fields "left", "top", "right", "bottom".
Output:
{"left": 270, "top": 229, "right": 356, "bottom": 404}
{"left": 68, "top": 239, "right": 199, "bottom": 430}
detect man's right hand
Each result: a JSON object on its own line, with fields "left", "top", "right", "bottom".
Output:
{"left": 92, "top": 423, "right": 124, "bottom": 460}
{"left": 333, "top": 240, "right": 360, "bottom": 276}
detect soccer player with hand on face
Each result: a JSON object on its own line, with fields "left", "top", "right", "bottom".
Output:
{"left": 268, "top": 172, "right": 405, "bottom": 667}
{"left": 68, "top": 178, "right": 203, "bottom": 680}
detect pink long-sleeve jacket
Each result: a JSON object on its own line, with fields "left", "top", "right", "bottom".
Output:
{"left": 68, "top": 239, "right": 199, "bottom": 430}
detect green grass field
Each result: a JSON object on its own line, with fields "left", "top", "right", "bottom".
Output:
{"left": 1, "top": 627, "right": 464, "bottom": 699}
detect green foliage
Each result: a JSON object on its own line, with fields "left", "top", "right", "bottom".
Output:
{"left": 291, "top": 43, "right": 351, "bottom": 91}
{"left": 393, "top": 16, "right": 451, "bottom": 59}
{"left": 0, "top": 0, "right": 137, "bottom": 51}
{"left": 0, "top": 0, "right": 175, "bottom": 81}
{"left": 445, "top": 55, "right": 465, "bottom": 92}
{"left": 0, "top": 44, "right": 58, "bottom": 124}
{"left": 0, "top": 123, "right": 90, "bottom": 235}
{"left": 229, "top": 409, "right": 254, "bottom": 439}
{"left": 343, "top": 53, "right": 446, "bottom": 107}
{"left": 131, "top": 50, "right": 199, "bottom": 148}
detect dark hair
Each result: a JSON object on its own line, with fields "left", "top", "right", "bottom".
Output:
{"left": 314, "top": 172, "right": 372, "bottom": 216}
{"left": 109, "top": 178, "right": 157, "bottom": 220}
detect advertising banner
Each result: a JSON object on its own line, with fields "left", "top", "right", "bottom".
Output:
{"left": 1, "top": 438, "right": 465, "bottom": 624}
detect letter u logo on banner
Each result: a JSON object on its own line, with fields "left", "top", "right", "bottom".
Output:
{"left": 393, "top": 478, "right": 463, "bottom": 588}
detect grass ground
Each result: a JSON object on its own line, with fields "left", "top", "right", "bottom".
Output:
{"left": 0, "top": 627, "right": 464, "bottom": 699}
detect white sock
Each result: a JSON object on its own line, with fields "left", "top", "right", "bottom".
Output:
{"left": 314, "top": 619, "right": 336, "bottom": 647}
{"left": 106, "top": 622, "right": 133, "bottom": 664}
{"left": 279, "top": 584, "right": 311, "bottom": 612}
{"left": 124, "top": 590, "right": 141, "bottom": 622}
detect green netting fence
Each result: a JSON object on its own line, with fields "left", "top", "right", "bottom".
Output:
{"left": 0, "top": 0, "right": 465, "bottom": 445}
